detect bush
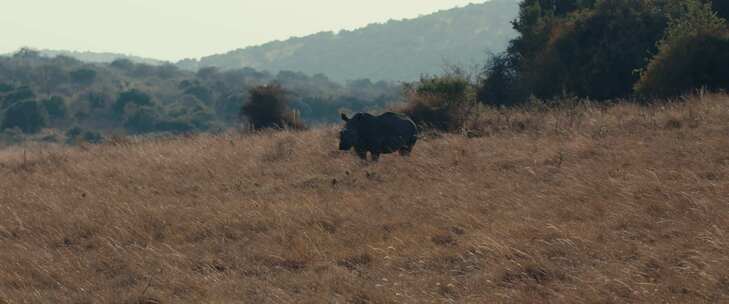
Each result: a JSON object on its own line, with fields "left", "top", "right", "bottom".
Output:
{"left": 713, "top": 1, "right": 729, "bottom": 21}
{"left": 113, "top": 89, "right": 153, "bottom": 117}
{"left": 1, "top": 100, "right": 48, "bottom": 133}
{"left": 478, "top": 53, "right": 527, "bottom": 106}
{"left": 124, "top": 106, "right": 161, "bottom": 134}
{"left": 70, "top": 68, "right": 97, "bottom": 85}
{"left": 0, "top": 127, "right": 24, "bottom": 145}
{"left": 240, "top": 84, "right": 304, "bottom": 130}
{"left": 2, "top": 86, "right": 35, "bottom": 109}
{"left": 0, "top": 82, "right": 13, "bottom": 93}
{"left": 635, "top": 1, "right": 729, "bottom": 97}
{"left": 42, "top": 96, "right": 67, "bottom": 120}
{"left": 82, "top": 130, "right": 104, "bottom": 144}
{"left": 110, "top": 59, "right": 134, "bottom": 70}
{"left": 154, "top": 119, "right": 196, "bottom": 134}
{"left": 497, "top": 0, "right": 673, "bottom": 101}
{"left": 65, "top": 127, "right": 103, "bottom": 144}
{"left": 401, "top": 74, "right": 476, "bottom": 131}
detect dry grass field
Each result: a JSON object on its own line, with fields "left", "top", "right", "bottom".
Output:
{"left": 1, "top": 94, "right": 729, "bottom": 303}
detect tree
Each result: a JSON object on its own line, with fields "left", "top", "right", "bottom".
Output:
{"left": 1, "top": 86, "right": 34, "bottom": 108}
{"left": 488, "top": 0, "right": 675, "bottom": 101}
{"left": 712, "top": 0, "right": 729, "bottom": 21}
{"left": 478, "top": 53, "right": 525, "bottom": 106}
{"left": 13, "top": 48, "right": 41, "bottom": 59}
{"left": 113, "top": 89, "right": 152, "bottom": 117}
{"left": 240, "top": 84, "right": 304, "bottom": 130}
{"left": 124, "top": 106, "right": 160, "bottom": 134}
{"left": 0, "top": 82, "right": 13, "bottom": 93}
{"left": 42, "top": 96, "right": 67, "bottom": 120}
{"left": 216, "top": 94, "right": 246, "bottom": 122}
{"left": 635, "top": 1, "right": 729, "bottom": 96}
{"left": 110, "top": 58, "right": 134, "bottom": 70}
{"left": 402, "top": 74, "right": 476, "bottom": 131}
{"left": 2, "top": 100, "right": 48, "bottom": 133}
{"left": 36, "top": 64, "right": 68, "bottom": 97}
{"left": 70, "top": 68, "right": 97, "bottom": 85}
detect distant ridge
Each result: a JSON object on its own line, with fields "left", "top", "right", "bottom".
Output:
{"left": 177, "top": 0, "right": 519, "bottom": 82}
{"left": 1, "top": 48, "right": 168, "bottom": 66}
{"left": 36, "top": 49, "right": 168, "bottom": 65}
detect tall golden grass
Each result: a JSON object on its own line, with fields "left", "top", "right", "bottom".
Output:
{"left": 1, "top": 94, "right": 728, "bottom": 303}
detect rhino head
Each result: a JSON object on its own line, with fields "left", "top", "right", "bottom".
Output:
{"left": 339, "top": 113, "right": 359, "bottom": 151}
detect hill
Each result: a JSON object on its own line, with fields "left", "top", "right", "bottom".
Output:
{"left": 178, "top": 0, "right": 519, "bottom": 82}
{"left": 0, "top": 51, "right": 401, "bottom": 143}
{"left": 2, "top": 48, "right": 169, "bottom": 66}
{"left": 1, "top": 94, "right": 727, "bottom": 303}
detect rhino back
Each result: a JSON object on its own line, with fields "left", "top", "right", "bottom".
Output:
{"left": 366, "top": 113, "right": 417, "bottom": 152}
{"left": 376, "top": 112, "right": 417, "bottom": 137}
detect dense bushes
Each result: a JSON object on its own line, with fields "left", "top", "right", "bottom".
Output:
{"left": 478, "top": 53, "right": 524, "bottom": 106}
{"left": 0, "top": 50, "right": 400, "bottom": 140}
{"left": 113, "top": 89, "right": 153, "bottom": 117}
{"left": 636, "top": 1, "right": 729, "bottom": 96}
{"left": 401, "top": 74, "right": 476, "bottom": 131}
{"left": 480, "top": 0, "right": 729, "bottom": 103}
{"left": 41, "top": 96, "right": 67, "bottom": 121}
{"left": 69, "top": 68, "right": 97, "bottom": 85}
{"left": 1, "top": 100, "right": 48, "bottom": 133}
{"left": 240, "top": 84, "right": 304, "bottom": 130}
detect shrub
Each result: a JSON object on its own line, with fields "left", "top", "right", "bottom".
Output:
{"left": 110, "top": 59, "right": 134, "bottom": 70}
{"left": 240, "top": 84, "right": 304, "bottom": 130}
{"left": 635, "top": 1, "right": 729, "bottom": 97}
{"left": 42, "top": 96, "right": 67, "bottom": 120}
{"left": 478, "top": 53, "right": 527, "bottom": 106}
{"left": 2, "top": 86, "right": 35, "bottom": 109}
{"left": 82, "top": 130, "right": 104, "bottom": 144}
{"left": 498, "top": 0, "right": 670, "bottom": 101}
{"left": 713, "top": 1, "right": 729, "bottom": 21}
{"left": 65, "top": 126, "right": 83, "bottom": 140}
{"left": 154, "top": 119, "right": 196, "bottom": 134}
{"left": 216, "top": 94, "right": 246, "bottom": 122}
{"left": 0, "top": 82, "right": 13, "bottom": 93}
{"left": 65, "top": 126, "right": 103, "bottom": 144}
{"left": 70, "top": 68, "right": 97, "bottom": 85}
{"left": 113, "top": 89, "right": 153, "bottom": 117}
{"left": 1, "top": 100, "right": 48, "bottom": 133}
{"left": 123, "top": 106, "right": 161, "bottom": 134}
{"left": 401, "top": 74, "right": 476, "bottom": 131}
{"left": 0, "top": 127, "right": 24, "bottom": 145}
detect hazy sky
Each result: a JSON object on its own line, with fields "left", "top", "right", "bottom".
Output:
{"left": 1, "top": 0, "right": 486, "bottom": 61}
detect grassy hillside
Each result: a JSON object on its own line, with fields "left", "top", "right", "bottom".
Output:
{"left": 1, "top": 94, "right": 728, "bottom": 303}
{"left": 181, "top": 0, "right": 519, "bottom": 82}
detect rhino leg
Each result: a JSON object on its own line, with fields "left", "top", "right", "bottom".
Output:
{"left": 355, "top": 148, "right": 368, "bottom": 160}
{"left": 371, "top": 152, "right": 380, "bottom": 162}
{"left": 399, "top": 147, "right": 411, "bottom": 156}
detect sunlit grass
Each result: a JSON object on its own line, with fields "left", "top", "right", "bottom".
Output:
{"left": 1, "top": 94, "right": 728, "bottom": 303}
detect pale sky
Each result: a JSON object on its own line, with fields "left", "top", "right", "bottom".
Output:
{"left": 1, "top": 0, "right": 486, "bottom": 61}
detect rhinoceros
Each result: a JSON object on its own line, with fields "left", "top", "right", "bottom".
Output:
{"left": 339, "top": 112, "right": 418, "bottom": 161}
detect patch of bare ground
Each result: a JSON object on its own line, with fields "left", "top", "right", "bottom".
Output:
{"left": 1, "top": 94, "right": 728, "bottom": 303}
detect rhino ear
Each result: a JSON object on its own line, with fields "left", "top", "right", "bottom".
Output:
{"left": 341, "top": 113, "right": 349, "bottom": 121}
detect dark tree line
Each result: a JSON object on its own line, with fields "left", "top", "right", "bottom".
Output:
{"left": 0, "top": 49, "right": 401, "bottom": 141}
{"left": 479, "top": 0, "right": 729, "bottom": 105}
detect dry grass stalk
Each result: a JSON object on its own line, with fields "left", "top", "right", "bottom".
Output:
{"left": 1, "top": 94, "right": 728, "bottom": 303}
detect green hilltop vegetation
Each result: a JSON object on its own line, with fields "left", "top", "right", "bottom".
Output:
{"left": 1, "top": 49, "right": 167, "bottom": 66}
{"left": 0, "top": 49, "right": 400, "bottom": 146}
{"left": 35, "top": 49, "right": 167, "bottom": 66}
{"left": 176, "top": 0, "right": 520, "bottom": 82}
{"left": 479, "top": 0, "right": 729, "bottom": 104}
